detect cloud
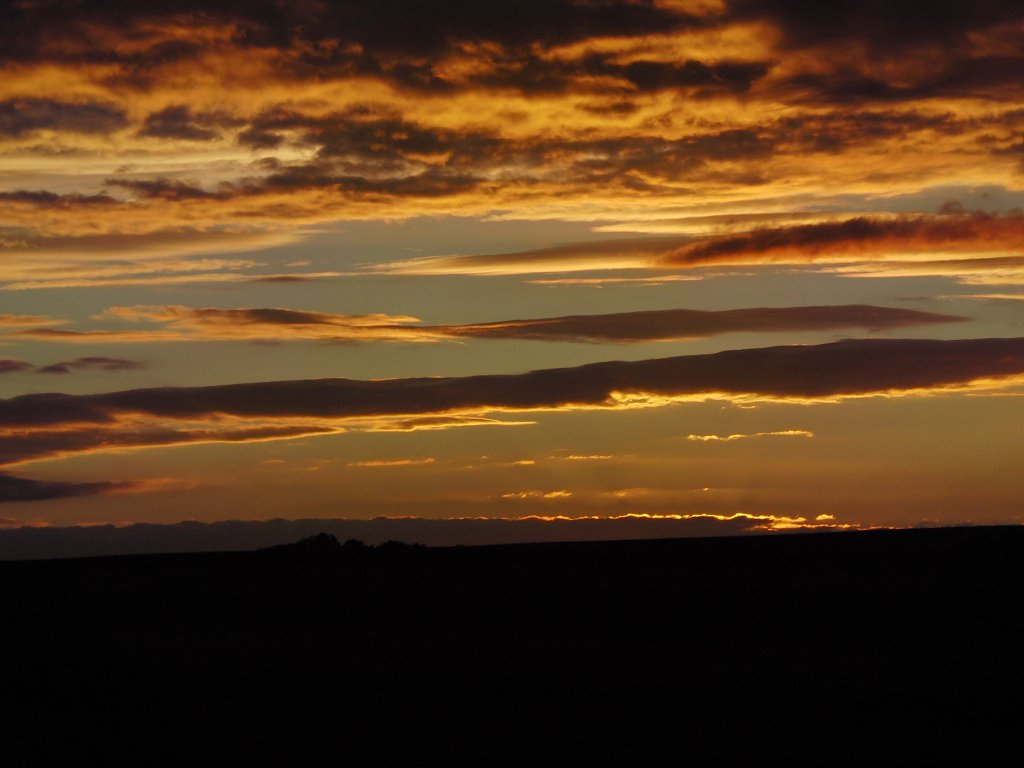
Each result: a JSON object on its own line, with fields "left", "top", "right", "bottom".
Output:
{"left": 36, "top": 357, "right": 145, "bottom": 375}
{"left": 374, "top": 214, "right": 1024, "bottom": 276}
{"left": 822, "top": 256, "right": 1024, "bottom": 285}
{"left": 0, "top": 1, "right": 1021, "bottom": 248}
{"left": 107, "top": 178, "right": 221, "bottom": 200}
{"left": 0, "top": 360, "right": 33, "bottom": 375}
{"left": 0, "top": 98, "right": 127, "bottom": 137}
{"left": 14, "top": 303, "right": 962, "bottom": 345}
{"left": 136, "top": 105, "right": 238, "bottom": 142}
{"left": 433, "top": 305, "right": 963, "bottom": 343}
{"left": 0, "top": 357, "right": 144, "bottom": 376}
{"left": 501, "top": 490, "right": 573, "bottom": 499}
{"left": 0, "top": 1, "right": 703, "bottom": 69}
{"left": 528, "top": 276, "right": 703, "bottom": 286}
{"left": 6, "top": 336, "right": 1023, "bottom": 428}
{"left": 307, "top": 236, "right": 681, "bottom": 276}
{"left": 1, "top": 337, "right": 1022, "bottom": 468}
{"left": 687, "top": 430, "right": 814, "bottom": 442}
{"left": 6, "top": 95, "right": 1001, "bottom": 248}
{"left": 0, "top": 511, "right": 863, "bottom": 559}
{"left": 661, "top": 214, "right": 1024, "bottom": 267}
{"left": 0, "top": 231, "right": 311, "bottom": 290}
{"left": 732, "top": 1, "right": 1024, "bottom": 104}
{"left": 0, "top": 190, "right": 117, "bottom": 208}
{"left": 376, "top": 214, "right": 1024, "bottom": 276}
{"left": 0, "top": 473, "right": 124, "bottom": 503}
{"left": 357, "top": 416, "right": 536, "bottom": 433}
{"left": 732, "top": 0, "right": 1023, "bottom": 49}
{"left": 86, "top": 305, "right": 429, "bottom": 342}
{"left": 951, "top": 293, "right": 1024, "bottom": 301}
{"left": 0, "top": 314, "right": 63, "bottom": 327}
{"left": 0, "top": 424, "right": 342, "bottom": 468}
{"left": 347, "top": 458, "right": 437, "bottom": 468}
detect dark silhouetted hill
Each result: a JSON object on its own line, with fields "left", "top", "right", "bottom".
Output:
{"left": 1, "top": 526, "right": 1021, "bottom": 760}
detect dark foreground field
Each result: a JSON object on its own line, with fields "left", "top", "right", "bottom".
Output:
{"left": 3, "top": 526, "right": 1022, "bottom": 759}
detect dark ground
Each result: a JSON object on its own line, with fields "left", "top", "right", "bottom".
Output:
{"left": 2, "top": 526, "right": 1022, "bottom": 761}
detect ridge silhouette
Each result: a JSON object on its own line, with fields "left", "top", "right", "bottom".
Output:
{"left": 0, "top": 525, "right": 1020, "bottom": 758}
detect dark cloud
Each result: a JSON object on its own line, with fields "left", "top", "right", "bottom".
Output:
{"left": 0, "top": 98, "right": 128, "bottom": 137}
{"left": 1, "top": 337, "right": 1021, "bottom": 433}
{"left": 662, "top": 214, "right": 1024, "bottom": 266}
{"left": 772, "top": 111, "right": 960, "bottom": 152}
{"left": 0, "top": 514, "right": 783, "bottom": 559}
{"left": 3, "top": 1, "right": 1020, "bottom": 126}
{"left": 724, "top": 2, "right": 1024, "bottom": 105}
{"left": 0, "top": 473, "right": 122, "bottom": 504}
{"left": 248, "top": 275, "right": 314, "bottom": 283}
{"left": 779, "top": 57, "right": 1024, "bottom": 105}
{"left": 731, "top": 0, "right": 1024, "bottom": 51}
{"left": 238, "top": 106, "right": 503, "bottom": 167}
{"left": 36, "top": 357, "right": 145, "bottom": 375}
{"left": 259, "top": 165, "right": 483, "bottom": 199}
{"left": 106, "top": 178, "right": 219, "bottom": 200}
{"left": 616, "top": 59, "right": 769, "bottom": 94}
{"left": 237, "top": 127, "right": 284, "bottom": 149}
{"left": 374, "top": 213, "right": 1024, "bottom": 275}
{"left": 437, "top": 305, "right": 964, "bottom": 343}
{"left": 81, "top": 303, "right": 959, "bottom": 344}
{"left": 105, "top": 120, "right": 778, "bottom": 207}
{"left": 137, "top": 105, "right": 237, "bottom": 141}
{"left": 0, "top": 424, "right": 337, "bottom": 467}
{"left": 0, "top": 190, "right": 117, "bottom": 207}
{"left": 140, "top": 107, "right": 973, "bottom": 208}
{"left": 57, "top": 105, "right": 982, "bottom": 212}
{"left": 0, "top": 360, "right": 33, "bottom": 375}
{"left": 448, "top": 51, "right": 770, "bottom": 96}
{"left": 0, "top": 1, "right": 700, "bottom": 67}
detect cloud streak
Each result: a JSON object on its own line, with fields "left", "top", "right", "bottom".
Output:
{"left": 372, "top": 215, "right": 1024, "bottom": 276}
{"left": 1, "top": 337, "right": 1022, "bottom": 469}
{"left": 0, "top": 512, "right": 864, "bottom": 559}
{"left": 0, "top": 0, "right": 1021, "bottom": 254}
{"left": 0, "top": 360, "right": 33, "bottom": 375}
{"left": 687, "top": 430, "right": 814, "bottom": 442}
{"left": 13, "top": 304, "right": 963, "bottom": 345}
{"left": 0, "top": 473, "right": 125, "bottom": 504}
{"left": 36, "top": 357, "right": 145, "bottom": 375}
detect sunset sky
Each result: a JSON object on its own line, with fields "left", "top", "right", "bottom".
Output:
{"left": 2, "top": 0, "right": 1023, "bottom": 543}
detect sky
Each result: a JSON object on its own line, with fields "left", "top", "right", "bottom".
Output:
{"left": 1, "top": 0, "right": 1024, "bottom": 548}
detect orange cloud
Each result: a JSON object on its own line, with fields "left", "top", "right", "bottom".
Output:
{"left": 660, "top": 214, "right": 1024, "bottom": 267}
{"left": 373, "top": 215, "right": 1024, "bottom": 276}
{"left": 1, "top": 337, "right": 1022, "bottom": 472}
{"left": 11, "top": 303, "right": 963, "bottom": 345}
{"left": 687, "top": 430, "right": 813, "bottom": 441}
{"left": 0, "top": 0, "right": 1020, "bottom": 262}
{"left": 501, "top": 490, "right": 573, "bottom": 500}
{"left": 0, "top": 314, "right": 63, "bottom": 327}
{"left": 347, "top": 458, "right": 437, "bottom": 468}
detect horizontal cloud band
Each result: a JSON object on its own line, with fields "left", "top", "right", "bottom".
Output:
{"left": 0, "top": 513, "right": 856, "bottom": 559}
{"left": 3, "top": 337, "right": 1023, "bottom": 431}
{"left": 20, "top": 303, "right": 961, "bottom": 345}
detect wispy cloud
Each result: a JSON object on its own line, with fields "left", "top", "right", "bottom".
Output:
{"left": 36, "top": 357, "right": 145, "bottom": 375}
{"left": 0, "top": 511, "right": 869, "bottom": 559}
{"left": 0, "top": 360, "right": 33, "bottom": 375}
{"left": 347, "top": 458, "right": 437, "bottom": 468}
{"left": 0, "top": 357, "right": 144, "bottom": 376}
{"left": 1, "top": 337, "right": 1021, "bottom": 471}
{"left": 371, "top": 215, "right": 1024, "bottom": 276}
{"left": 0, "top": 473, "right": 127, "bottom": 503}
{"left": 11, "top": 303, "right": 963, "bottom": 345}
{"left": 687, "top": 430, "right": 814, "bottom": 442}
